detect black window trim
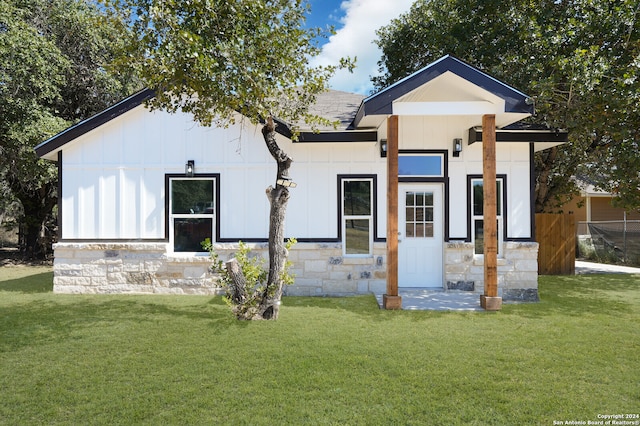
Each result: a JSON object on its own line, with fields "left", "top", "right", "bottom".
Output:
{"left": 337, "top": 175, "right": 383, "bottom": 248}
{"left": 466, "top": 174, "right": 507, "bottom": 246}
{"left": 165, "top": 173, "right": 221, "bottom": 249}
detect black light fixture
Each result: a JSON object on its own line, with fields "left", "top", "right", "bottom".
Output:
{"left": 453, "top": 138, "right": 462, "bottom": 157}
{"left": 276, "top": 177, "right": 297, "bottom": 188}
{"left": 185, "top": 160, "right": 194, "bottom": 177}
{"left": 380, "top": 139, "right": 387, "bottom": 158}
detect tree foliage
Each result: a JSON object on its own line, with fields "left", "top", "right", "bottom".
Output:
{"left": 0, "top": 0, "right": 141, "bottom": 258}
{"left": 102, "top": 0, "right": 350, "bottom": 128}
{"left": 102, "top": 0, "right": 349, "bottom": 319}
{"left": 374, "top": 0, "right": 640, "bottom": 213}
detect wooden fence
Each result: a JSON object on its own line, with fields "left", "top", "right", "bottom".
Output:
{"left": 536, "top": 213, "right": 575, "bottom": 275}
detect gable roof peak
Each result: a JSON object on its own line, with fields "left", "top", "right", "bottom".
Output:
{"left": 352, "top": 54, "right": 534, "bottom": 129}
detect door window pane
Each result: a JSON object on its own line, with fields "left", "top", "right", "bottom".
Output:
{"left": 406, "top": 222, "right": 415, "bottom": 237}
{"left": 406, "top": 192, "right": 415, "bottom": 207}
{"left": 405, "top": 191, "right": 434, "bottom": 239}
{"left": 424, "top": 223, "right": 434, "bottom": 238}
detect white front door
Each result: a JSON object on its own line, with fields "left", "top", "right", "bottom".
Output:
{"left": 398, "top": 184, "right": 443, "bottom": 288}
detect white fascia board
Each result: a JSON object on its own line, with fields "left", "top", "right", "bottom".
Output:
{"left": 392, "top": 101, "right": 501, "bottom": 116}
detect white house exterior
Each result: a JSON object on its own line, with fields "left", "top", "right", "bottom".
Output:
{"left": 36, "top": 56, "right": 567, "bottom": 302}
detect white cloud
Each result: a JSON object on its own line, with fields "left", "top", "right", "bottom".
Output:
{"left": 312, "top": 0, "right": 414, "bottom": 95}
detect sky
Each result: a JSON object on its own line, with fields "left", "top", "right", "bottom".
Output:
{"left": 306, "top": 0, "right": 415, "bottom": 95}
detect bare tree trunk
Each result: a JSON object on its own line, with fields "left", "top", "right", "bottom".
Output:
{"left": 222, "top": 117, "right": 293, "bottom": 320}
{"left": 14, "top": 182, "right": 57, "bottom": 260}
{"left": 258, "top": 117, "right": 292, "bottom": 320}
{"left": 225, "top": 258, "right": 248, "bottom": 305}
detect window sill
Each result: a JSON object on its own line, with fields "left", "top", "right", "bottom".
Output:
{"left": 164, "top": 253, "right": 212, "bottom": 263}
{"left": 342, "top": 255, "right": 374, "bottom": 265}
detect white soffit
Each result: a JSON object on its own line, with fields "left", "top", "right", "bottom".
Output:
{"left": 392, "top": 101, "right": 501, "bottom": 116}
{"left": 533, "top": 141, "right": 567, "bottom": 152}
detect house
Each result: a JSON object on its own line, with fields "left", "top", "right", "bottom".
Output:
{"left": 562, "top": 177, "right": 640, "bottom": 263}
{"left": 563, "top": 178, "right": 640, "bottom": 234}
{"left": 35, "top": 55, "right": 567, "bottom": 304}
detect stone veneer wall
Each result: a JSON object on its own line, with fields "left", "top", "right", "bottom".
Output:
{"left": 52, "top": 242, "right": 388, "bottom": 296}
{"left": 53, "top": 241, "right": 537, "bottom": 299}
{"left": 444, "top": 241, "right": 540, "bottom": 301}
{"left": 53, "top": 243, "right": 219, "bottom": 294}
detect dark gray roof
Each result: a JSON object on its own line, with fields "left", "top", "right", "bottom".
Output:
{"left": 304, "top": 90, "right": 364, "bottom": 131}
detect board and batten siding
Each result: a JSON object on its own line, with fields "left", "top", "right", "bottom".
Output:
{"left": 398, "top": 115, "right": 533, "bottom": 240}
{"left": 60, "top": 105, "right": 388, "bottom": 242}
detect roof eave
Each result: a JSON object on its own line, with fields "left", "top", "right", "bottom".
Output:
{"left": 35, "top": 88, "right": 155, "bottom": 160}
{"left": 468, "top": 126, "right": 569, "bottom": 152}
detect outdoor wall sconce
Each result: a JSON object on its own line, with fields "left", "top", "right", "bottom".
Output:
{"left": 453, "top": 138, "right": 462, "bottom": 157}
{"left": 276, "top": 177, "right": 297, "bottom": 188}
{"left": 185, "top": 160, "right": 194, "bottom": 177}
{"left": 380, "top": 139, "right": 387, "bottom": 158}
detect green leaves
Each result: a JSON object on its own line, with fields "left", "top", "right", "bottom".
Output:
{"left": 374, "top": 0, "right": 640, "bottom": 213}
{"left": 102, "top": 0, "right": 348, "bottom": 128}
{"left": 203, "top": 239, "right": 297, "bottom": 319}
{"left": 0, "top": 0, "right": 142, "bottom": 257}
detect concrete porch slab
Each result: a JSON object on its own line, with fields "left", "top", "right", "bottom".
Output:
{"left": 375, "top": 288, "right": 483, "bottom": 311}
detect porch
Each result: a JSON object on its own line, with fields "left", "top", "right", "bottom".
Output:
{"left": 375, "top": 289, "right": 482, "bottom": 311}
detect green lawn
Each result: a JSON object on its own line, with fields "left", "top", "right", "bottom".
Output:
{"left": 1, "top": 267, "right": 638, "bottom": 425}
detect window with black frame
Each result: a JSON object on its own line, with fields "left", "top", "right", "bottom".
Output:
{"left": 342, "top": 178, "right": 373, "bottom": 256}
{"left": 471, "top": 177, "right": 504, "bottom": 255}
{"left": 170, "top": 178, "right": 215, "bottom": 252}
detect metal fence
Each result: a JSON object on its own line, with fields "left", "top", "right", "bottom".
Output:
{"left": 577, "top": 220, "right": 640, "bottom": 266}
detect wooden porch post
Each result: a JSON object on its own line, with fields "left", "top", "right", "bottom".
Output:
{"left": 383, "top": 115, "right": 402, "bottom": 309}
{"left": 480, "top": 114, "right": 502, "bottom": 311}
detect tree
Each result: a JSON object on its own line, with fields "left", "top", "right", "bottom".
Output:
{"left": 0, "top": 0, "right": 141, "bottom": 258}
{"left": 103, "top": 0, "right": 350, "bottom": 319}
{"left": 373, "top": 0, "right": 640, "bottom": 213}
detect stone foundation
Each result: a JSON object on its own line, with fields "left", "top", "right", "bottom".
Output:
{"left": 207, "top": 242, "right": 387, "bottom": 296}
{"left": 53, "top": 242, "right": 219, "bottom": 295}
{"left": 52, "top": 241, "right": 387, "bottom": 296}
{"left": 444, "top": 241, "right": 539, "bottom": 301}
{"left": 52, "top": 241, "right": 537, "bottom": 299}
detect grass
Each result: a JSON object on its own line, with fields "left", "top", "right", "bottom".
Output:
{"left": 1, "top": 267, "right": 639, "bottom": 425}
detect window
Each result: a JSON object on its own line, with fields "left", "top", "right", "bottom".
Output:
{"left": 341, "top": 178, "right": 373, "bottom": 256}
{"left": 471, "top": 177, "right": 504, "bottom": 255}
{"left": 169, "top": 178, "right": 216, "bottom": 252}
{"left": 399, "top": 154, "right": 443, "bottom": 177}
{"left": 405, "top": 191, "right": 435, "bottom": 238}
